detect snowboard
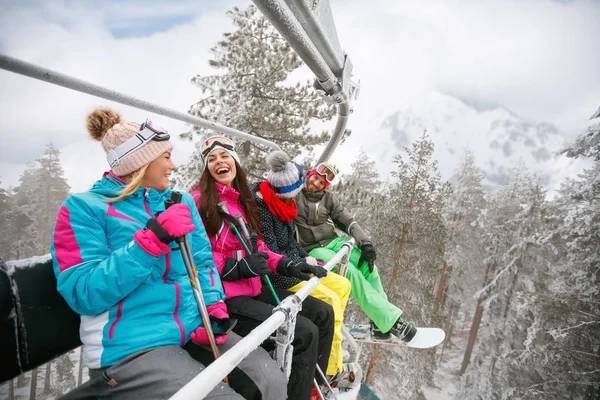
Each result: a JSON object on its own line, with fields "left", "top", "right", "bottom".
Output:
{"left": 347, "top": 324, "right": 445, "bottom": 349}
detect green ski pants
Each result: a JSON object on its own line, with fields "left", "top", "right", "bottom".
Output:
{"left": 309, "top": 237, "right": 403, "bottom": 333}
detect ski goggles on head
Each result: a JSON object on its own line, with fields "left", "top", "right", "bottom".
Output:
{"left": 200, "top": 135, "right": 236, "bottom": 159}
{"left": 106, "top": 119, "right": 170, "bottom": 168}
{"left": 315, "top": 162, "right": 338, "bottom": 183}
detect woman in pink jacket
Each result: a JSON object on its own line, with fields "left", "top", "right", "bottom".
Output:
{"left": 191, "top": 136, "right": 334, "bottom": 400}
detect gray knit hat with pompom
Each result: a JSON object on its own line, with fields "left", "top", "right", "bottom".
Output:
{"left": 265, "top": 151, "right": 304, "bottom": 199}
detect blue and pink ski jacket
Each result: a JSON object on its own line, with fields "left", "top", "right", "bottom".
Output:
{"left": 50, "top": 172, "right": 225, "bottom": 369}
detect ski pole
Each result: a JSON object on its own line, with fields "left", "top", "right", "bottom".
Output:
{"left": 216, "top": 202, "right": 281, "bottom": 303}
{"left": 166, "top": 193, "right": 223, "bottom": 366}
{"left": 234, "top": 214, "right": 281, "bottom": 304}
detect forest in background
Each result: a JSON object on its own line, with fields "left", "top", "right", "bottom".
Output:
{"left": 1, "top": 5, "right": 598, "bottom": 399}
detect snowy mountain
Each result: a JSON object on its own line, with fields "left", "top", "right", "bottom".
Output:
{"left": 358, "top": 91, "right": 579, "bottom": 191}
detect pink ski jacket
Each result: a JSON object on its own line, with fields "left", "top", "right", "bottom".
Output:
{"left": 191, "top": 183, "right": 283, "bottom": 299}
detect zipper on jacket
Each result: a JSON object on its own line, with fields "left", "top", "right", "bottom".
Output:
{"left": 146, "top": 190, "right": 185, "bottom": 345}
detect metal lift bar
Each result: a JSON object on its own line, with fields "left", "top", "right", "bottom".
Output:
{"left": 170, "top": 238, "right": 355, "bottom": 400}
{"left": 0, "top": 54, "right": 281, "bottom": 151}
{"left": 252, "top": 0, "right": 353, "bottom": 164}
{"left": 283, "top": 0, "right": 344, "bottom": 76}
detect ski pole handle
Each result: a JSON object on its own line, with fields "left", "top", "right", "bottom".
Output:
{"left": 234, "top": 214, "right": 252, "bottom": 243}
{"left": 165, "top": 191, "right": 183, "bottom": 208}
{"left": 164, "top": 192, "right": 185, "bottom": 244}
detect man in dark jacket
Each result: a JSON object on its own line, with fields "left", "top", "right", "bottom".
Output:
{"left": 295, "top": 162, "right": 416, "bottom": 343}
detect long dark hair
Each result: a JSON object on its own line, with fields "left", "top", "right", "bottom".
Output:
{"left": 196, "top": 160, "right": 262, "bottom": 237}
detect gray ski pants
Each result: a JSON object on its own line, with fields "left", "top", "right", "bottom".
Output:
{"left": 60, "top": 332, "right": 287, "bottom": 400}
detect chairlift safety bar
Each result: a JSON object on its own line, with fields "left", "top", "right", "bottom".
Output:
{"left": 170, "top": 238, "right": 355, "bottom": 399}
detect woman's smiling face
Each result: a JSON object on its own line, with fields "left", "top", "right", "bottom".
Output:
{"left": 141, "top": 151, "right": 176, "bottom": 191}
{"left": 207, "top": 148, "right": 237, "bottom": 187}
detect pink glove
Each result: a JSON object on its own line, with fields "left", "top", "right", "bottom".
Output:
{"left": 156, "top": 204, "right": 195, "bottom": 237}
{"left": 134, "top": 203, "right": 196, "bottom": 257}
{"left": 191, "top": 326, "right": 228, "bottom": 345}
{"left": 207, "top": 301, "right": 229, "bottom": 320}
{"left": 190, "top": 302, "right": 230, "bottom": 345}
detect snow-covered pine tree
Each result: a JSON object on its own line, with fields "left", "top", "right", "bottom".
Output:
{"left": 442, "top": 148, "right": 487, "bottom": 339}
{"left": 34, "top": 143, "right": 71, "bottom": 253}
{"left": 3, "top": 144, "right": 70, "bottom": 260}
{"left": 540, "top": 108, "right": 600, "bottom": 398}
{"left": 458, "top": 163, "right": 558, "bottom": 398}
{"left": 54, "top": 351, "right": 76, "bottom": 396}
{"left": 174, "top": 5, "right": 337, "bottom": 188}
{"left": 7, "top": 163, "right": 38, "bottom": 259}
{"left": 364, "top": 131, "right": 450, "bottom": 397}
{"left": 0, "top": 180, "right": 11, "bottom": 258}
{"left": 333, "top": 149, "right": 383, "bottom": 229}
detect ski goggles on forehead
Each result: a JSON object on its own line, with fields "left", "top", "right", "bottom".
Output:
{"left": 200, "top": 136, "right": 236, "bottom": 158}
{"left": 106, "top": 119, "right": 170, "bottom": 168}
{"left": 315, "top": 163, "right": 336, "bottom": 183}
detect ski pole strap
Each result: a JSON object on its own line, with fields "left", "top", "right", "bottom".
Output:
{"left": 146, "top": 218, "right": 175, "bottom": 244}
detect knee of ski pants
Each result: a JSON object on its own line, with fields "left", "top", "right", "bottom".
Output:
{"left": 293, "top": 314, "right": 321, "bottom": 354}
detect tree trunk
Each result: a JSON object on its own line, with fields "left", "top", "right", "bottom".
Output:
{"left": 17, "top": 373, "right": 25, "bottom": 387}
{"left": 9, "top": 379, "right": 15, "bottom": 400}
{"left": 44, "top": 361, "right": 52, "bottom": 392}
{"left": 365, "top": 344, "right": 380, "bottom": 384}
{"left": 459, "top": 298, "right": 483, "bottom": 375}
{"left": 30, "top": 367, "right": 38, "bottom": 400}
{"left": 77, "top": 346, "right": 84, "bottom": 387}
{"left": 436, "top": 260, "right": 450, "bottom": 311}
{"left": 439, "top": 302, "right": 456, "bottom": 362}
{"left": 459, "top": 263, "right": 493, "bottom": 375}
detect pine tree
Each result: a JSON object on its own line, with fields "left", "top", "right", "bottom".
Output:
{"left": 364, "top": 132, "right": 450, "bottom": 396}
{"left": 458, "top": 164, "right": 559, "bottom": 398}
{"left": 8, "top": 164, "right": 38, "bottom": 259}
{"left": 442, "top": 149, "right": 487, "bottom": 327}
{"left": 333, "top": 149, "right": 382, "bottom": 230}
{"left": 34, "top": 143, "right": 71, "bottom": 252}
{"left": 0, "top": 179, "right": 11, "bottom": 257}
{"left": 54, "top": 351, "right": 76, "bottom": 396}
{"left": 4, "top": 144, "right": 70, "bottom": 260}
{"left": 538, "top": 108, "right": 600, "bottom": 398}
{"left": 174, "top": 5, "right": 337, "bottom": 188}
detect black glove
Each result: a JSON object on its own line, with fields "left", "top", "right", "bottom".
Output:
{"left": 221, "top": 252, "right": 270, "bottom": 282}
{"left": 358, "top": 243, "right": 377, "bottom": 273}
{"left": 277, "top": 258, "right": 328, "bottom": 281}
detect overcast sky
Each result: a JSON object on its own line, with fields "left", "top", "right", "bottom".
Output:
{"left": 0, "top": 0, "right": 599, "bottom": 192}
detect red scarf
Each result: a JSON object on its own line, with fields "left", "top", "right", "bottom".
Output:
{"left": 259, "top": 181, "right": 297, "bottom": 223}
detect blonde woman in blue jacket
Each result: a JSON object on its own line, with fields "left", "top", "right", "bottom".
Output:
{"left": 51, "top": 107, "right": 285, "bottom": 400}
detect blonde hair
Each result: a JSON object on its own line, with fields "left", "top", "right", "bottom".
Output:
{"left": 108, "top": 164, "right": 150, "bottom": 202}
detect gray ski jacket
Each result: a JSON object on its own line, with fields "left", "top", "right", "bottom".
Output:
{"left": 294, "top": 188, "right": 371, "bottom": 251}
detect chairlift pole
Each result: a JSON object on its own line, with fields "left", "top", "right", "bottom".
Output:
{"left": 0, "top": 54, "right": 281, "bottom": 151}
{"left": 252, "top": 0, "right": 356, "bottom": 164}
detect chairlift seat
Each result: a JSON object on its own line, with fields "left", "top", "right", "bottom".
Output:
{"left": 0, "top": 257, "right": 81, "bottom": 383}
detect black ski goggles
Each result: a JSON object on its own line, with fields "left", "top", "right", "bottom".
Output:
{"left": 106, "top": 119, "right": 170, "bottom": 168}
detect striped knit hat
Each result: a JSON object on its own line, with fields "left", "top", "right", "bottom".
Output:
{"left": 265, "top": 151, "right": 304, "bottom": 199}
